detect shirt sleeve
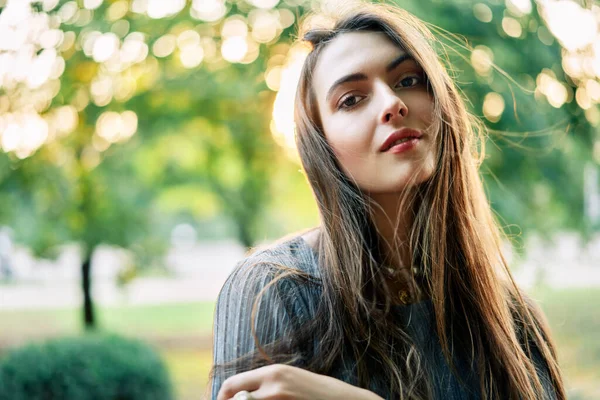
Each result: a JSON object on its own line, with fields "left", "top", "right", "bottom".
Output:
{"left": 210, "top": 253, "right": 314, "bottom": 399}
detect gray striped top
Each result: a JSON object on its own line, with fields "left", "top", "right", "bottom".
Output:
{"left": 211, "top": 236, "right": 556, "bottom": 399}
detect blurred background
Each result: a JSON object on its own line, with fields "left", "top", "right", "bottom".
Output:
{"left": 0, "top": 0, "right": 598, "bottom": 398}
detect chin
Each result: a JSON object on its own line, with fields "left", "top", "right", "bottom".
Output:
{"left": 390, "top": 165, "right": 436, "bottom": 192}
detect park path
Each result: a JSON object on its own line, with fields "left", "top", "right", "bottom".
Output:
{"left": 1, "top": 234, "right": 600, "bottom": 310}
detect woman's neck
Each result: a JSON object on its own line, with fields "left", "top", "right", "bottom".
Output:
{"left": 369, "top": 191, "right": 429, "bottom": 304}
{"left": 369, "top": 192, "right": 414, "bottom": 270}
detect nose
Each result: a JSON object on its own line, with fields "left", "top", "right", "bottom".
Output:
{"left": 379, "top": 84, "right": 408, "bottom": 124}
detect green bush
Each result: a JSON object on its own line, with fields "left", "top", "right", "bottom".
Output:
{"left": 0, "top": 334, "right": 174, "bottom": 400}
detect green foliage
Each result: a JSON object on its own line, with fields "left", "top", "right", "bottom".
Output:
{"left": 0, "top": 334, "right": 173, "bottom": 400}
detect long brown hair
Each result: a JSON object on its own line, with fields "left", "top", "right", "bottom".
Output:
{"left": 292, "top": 2, "right": 565, "bottom": 399}
{"left": 212, "top": 2, "right": 566, "bottom": 399}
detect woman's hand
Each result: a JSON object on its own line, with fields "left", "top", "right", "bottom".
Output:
{"left": 217, "top": 364, "right": 383, "bottom": 400}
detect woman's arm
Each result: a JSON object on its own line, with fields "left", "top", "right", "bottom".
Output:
{"left": 211, "top": 255, "right": 317, "bottom": 398}
{"left": 217, "top": 364, "right": 383, "bottom": 400}
{"left": 210, "top": 252, "right": 383, "bottom": 400}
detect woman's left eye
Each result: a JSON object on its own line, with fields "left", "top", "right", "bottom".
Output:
{"left": 396, "top": 75, "right": 421, "bottom": 88}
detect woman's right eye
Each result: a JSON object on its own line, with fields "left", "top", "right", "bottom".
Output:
{"left": 338, "top": 95, "right": 363, "bottom": 110}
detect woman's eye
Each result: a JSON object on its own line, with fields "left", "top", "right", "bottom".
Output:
{"left": 338, "top": 95, "right": 362, "bottom": 110}
{"left": 397, "top": 75, "right": 421, "bottom": 88}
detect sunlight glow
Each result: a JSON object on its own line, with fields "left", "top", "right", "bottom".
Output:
{"left": 180, "top": 46, "right": 205, "bottom": 68}
{"left": 92, "top": 32, "right": 120, "bottom": 62}
{"left": 562, "top": 53, "right": 584, "bottom": 79}
{"left": 0, "top": 0, "right": 72, "bottom": 159}
{"left": 239, "top": 38, "right": 260, "bottom": 64}
{"left": 271, "top": 43, "right": 310, "bottom": 161}
{"left": 541, "top": 1, "right": 596, "bottom": 52}
{"left": 505, "top": 0, "right": 532, "bottom": 17}
{"left": 0, "top": 112, "right": 49, "bottom": 159}
{"left": 50, "top": 105, "right": 79, "bottom": 137}
{"left": 222, "top": 17, "right": 248, "bottom": 38}
{"left": 120, "top": 33, "right": 148, "bottom": 65}
{"left": 265, "top": 66, "right": 282, "bottom": 91}
{"left": 90, "top": 74, "right": 112, "bottom": 107}
{"left": 221, "top": 37, "right": 248, "bottom": 63}
{"left": 191, "top": 0, "right": 227, "bottom": 22}
{"left": 146, "top": 0, "right": 185, "bottom": 19}
{"left": 96, "top": 110, "right": 138, "bottom": 144}
{"left": 178, "top": 30, "right": 201, "bottom": 49}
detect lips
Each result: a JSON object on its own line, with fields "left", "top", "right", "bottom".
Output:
{"left": 379, "top": 128, "right": 423, "bottom": 152}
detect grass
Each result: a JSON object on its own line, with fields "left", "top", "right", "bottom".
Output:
{"left": 0, "top": 302, "right": 216, "bottom": 343}
{"left": 0, "top": 289, "right": 599, "bottom": 399}
{"left": 530, "top": 287, "right": 600, "bottom": 398}
{"left": 161, "top": 348, "right": 213, "bottom": 400}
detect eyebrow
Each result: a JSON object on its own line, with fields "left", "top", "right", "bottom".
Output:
{"left": 325, "top": 53, "right": 414, "bottom": 102}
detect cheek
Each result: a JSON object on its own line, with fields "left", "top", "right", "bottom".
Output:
{"left": 323, "top": 116, "right": 373, "bottom": 160}
{"left": 411, "top": 94, "right": 435, "bottom": 126}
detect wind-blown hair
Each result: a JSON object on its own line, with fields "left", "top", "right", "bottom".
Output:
{"left": 211, "top": 2, "right": 566, "bottom": 399}
{"left": 292, "top": 2, "right": 565, "bottom": 399}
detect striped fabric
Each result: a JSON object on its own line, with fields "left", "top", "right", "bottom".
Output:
{"left": 211, "top": 236, "right": 556, "bottom": 400}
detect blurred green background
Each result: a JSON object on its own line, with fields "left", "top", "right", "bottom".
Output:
{"left": 0, "top": 0, "right": 599, "bottom": 399}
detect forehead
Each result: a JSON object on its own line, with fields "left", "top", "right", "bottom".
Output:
{"left": 313, "top": 31, "right": 406, "bottom": 99}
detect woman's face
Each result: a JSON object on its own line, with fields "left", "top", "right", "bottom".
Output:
{"left": 312, "top": 31, "right": 437, "bottom": 194}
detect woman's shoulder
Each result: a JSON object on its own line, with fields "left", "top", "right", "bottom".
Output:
{"left": 237, "top": 229, "right": 320, "bottom": 276}
{"left": 221, "top": 229, "right": 321, "bottom": 296}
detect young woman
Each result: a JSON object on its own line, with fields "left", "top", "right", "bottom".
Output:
{"left": 210, "top": 2, "right": 565, "bottom": 399}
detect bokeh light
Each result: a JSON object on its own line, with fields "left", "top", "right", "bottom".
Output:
{"left": 83, "top": 0, "right": 103, "bottom": 11}
{"left": 506, "top": 0, "right": 532, "bottom": 17}
{"left": 152, "top": 34, "right": 177, "bottom": 58}
{"left": 221, "top": 37, "right": 248, "bottom": 63}
{"left": 473, "top": 3, "right": 493, "bottom": 23}
{"left": 502, "top": 17, "right": 523, "bottom": 38}
{"left": 190, "top": 0, "right": 227, "bottom": 22}
{"left": 92, "top": 33, "right": 120, "bottom": 63}
{"left": 146, "top": 0, "right": 185, "bottom": 19}
{"left": 95, "top": 110, "right": 138, "bottom": 145}
{"left": 541, "top": 1, "right": 597, "bottom": 52}
{"left": 0, "top": 111, "right": 49, "bottom": 159}
{"left": 483, "top": 92, "right": 505, "bottom": 122}
{"left": 471, "top": 45, "right": 494, "bottom": 76}
{"left": 106, "top": 1, "right": 129, "bottom": 21}
{"left": 536, "top": 69, "right": 570, "bottom": 108}
{"left": 249, "top": 9, "right": 280, "bottom": 43}
{"left": 248, "top": 0, "right": 280, "bottom": 10}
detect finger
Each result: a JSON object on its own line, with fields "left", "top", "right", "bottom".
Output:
{"left": 217, "top": 369, "right": 265, "bottom": 400}
{"left": 225, "top": 390, "right": 261, "bottom": 400}
{"left": 246, "top": 386, "right": 275, "bottom": 400}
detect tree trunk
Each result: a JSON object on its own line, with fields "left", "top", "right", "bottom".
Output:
{"left": 237, "top": 219, "right": 254, "bottom": 248}
{"left": 82, "top": 253, "right": 95, "bottom": 330}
